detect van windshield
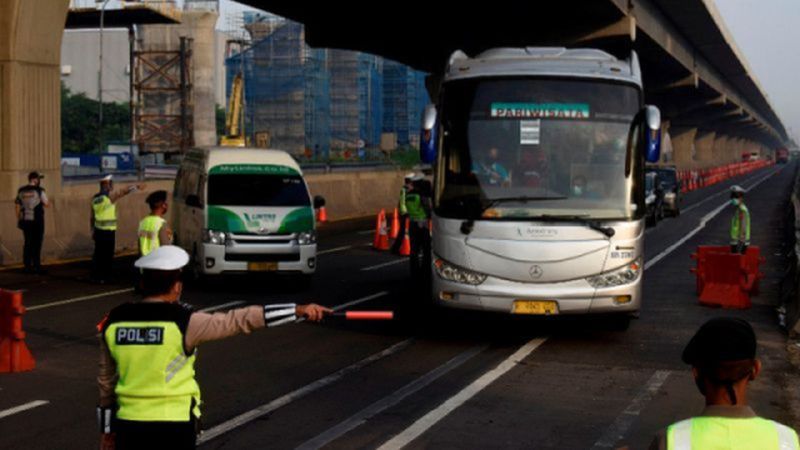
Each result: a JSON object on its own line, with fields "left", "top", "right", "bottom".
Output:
{"left": 207, "top": 165, "right": 310, "bottom": 207}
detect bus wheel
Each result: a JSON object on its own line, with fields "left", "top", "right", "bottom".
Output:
{"left": 608, "top": 315, "right": 631, "bottom": 331}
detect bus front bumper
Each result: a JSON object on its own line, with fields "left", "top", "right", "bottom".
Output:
{"left": 431, "top": 273, "right": 641, "bottom": 315}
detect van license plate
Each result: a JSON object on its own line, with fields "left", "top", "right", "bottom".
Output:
{"left": 512, "top": 300, "right": 558, "bottom": 315}
{"left": 248, "top": 262, "right": 278, "bottom": 272}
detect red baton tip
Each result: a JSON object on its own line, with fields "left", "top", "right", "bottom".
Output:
{"left": 344, "top": 311, "right": 394, "bottom": 320}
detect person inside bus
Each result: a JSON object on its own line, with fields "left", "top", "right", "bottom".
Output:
{"left": 570, "top": 175, "right": 601, "bottom": 199}
{"left": 472, "top": 147, "right": 510, "bottom": 187}
{"left": 518, "top": 147, "right": 549, "bottom": 188}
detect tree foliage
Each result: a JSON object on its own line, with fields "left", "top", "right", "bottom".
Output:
{"left": 61, "top": 82, "right": 131, "bottom": 154}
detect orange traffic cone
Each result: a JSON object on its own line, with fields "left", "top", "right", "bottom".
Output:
{"left": 373, "top": 209, "right": 385, "bottom": 249}
{"left": 390, "top": 208, "right": 400, "bottom": 239}
{"left": 376, "top": 215, "right": 390, "bottom": 251}
{"left": 316, "top": 206, "right": 328, "bottom": 223}
{"left": 399, "top": 218, "right": 411, "bottom": 256}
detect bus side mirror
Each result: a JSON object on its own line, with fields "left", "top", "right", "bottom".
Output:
{"left": 644, "top": 105, "right": 662, "bottom": 163}
{"left": 313, "top": 195, "right": 326, "bottom": 209}
{"left": 420, "top": 104, "right": 438, "bottom": 164}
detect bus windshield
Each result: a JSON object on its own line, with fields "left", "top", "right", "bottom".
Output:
{"left": 436, "top": 78, "right": 642, "bottom": 220}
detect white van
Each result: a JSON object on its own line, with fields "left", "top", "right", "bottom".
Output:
{"left": 173, "top": 147, "right": 322, "bottom": 276}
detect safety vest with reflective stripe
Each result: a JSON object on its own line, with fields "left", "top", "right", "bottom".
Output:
{"left": 405, "top": 193, "right": 428, "bottom": 221}
{"left": 667, "top": 417, "right": 799, "bottom": 450}
{"left": 138, "top": 215, "right": 166, "bottom": 256}
{"left": 103, "top": 302, "right": 201, "bottom": 422}
{"left": 730, "top": 202, "right": 750, "bottom": 244}
{"left": 93, "top": 193, "right": 117, "bottom": 231}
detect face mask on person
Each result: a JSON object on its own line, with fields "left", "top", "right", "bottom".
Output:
{"left": 731, "top": 198, "right": 740, "bottom": 206}
{"left": 573, "top": 185, "right": 584, "bottom": 196}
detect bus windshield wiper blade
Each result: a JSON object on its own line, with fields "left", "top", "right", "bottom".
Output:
{"left": 536, "top": 214, "right": 616, "bottom": 238}
{"left": 482, "top": 196, "right": 568, "bottom": 213}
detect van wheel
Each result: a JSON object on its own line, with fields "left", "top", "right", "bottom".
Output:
{"left": 187, "top": 246, "right": 205, "bottom": 285}
{"left": 608, "top": 315, "right": 632, "bottom": 331}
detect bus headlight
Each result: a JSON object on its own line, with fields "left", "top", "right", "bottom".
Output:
{"left": 586, "top": 258, "right": 642, "bottom": 288}
{"left": 203, "top": 229, "right": 228, "bottom": 245}
{"left": 297, "top": 231, "right": 317, "bottom": 245}
{"left": 434, "top": 257, "right": 487, "bottom": 285}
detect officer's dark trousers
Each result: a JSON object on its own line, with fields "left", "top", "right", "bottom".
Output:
{"left": 390, "top": 214, "right": 408, "bottom": 253}
{"left": 409, "top": 221, "right": 431, "bottom": 282}
{"left": 115, "top": 419, "right": 196, "bottom": 450}
{"left": 92, "top": 229, "right": 115, "bottom": 281}
{"left": 20, "top": 221, "right": 44, "bottom": 270}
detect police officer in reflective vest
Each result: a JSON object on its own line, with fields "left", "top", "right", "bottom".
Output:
{"left": 138, "top": 190, "right": 172, "bottom": 257}
{"left": 405, "top": 174, "right": 432, "bottom": 279}
{"left": 649, "top": 318, "right": 799, "bottom": 450}
{"left": 729, "top": 185, "right": 750, "bottom": 254}
{"left": 97, "top": 246, "right": 330, "bottom": 449}
{"left": 91, "top": 175, "right": 144, "bottom": 283}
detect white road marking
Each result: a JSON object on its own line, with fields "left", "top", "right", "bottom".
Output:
{"left": 377, "top": 338, "right": 547, "bottom": 450}
{"left": 590, "top": 370, "right": 672, "bottom": 449}
{"left": 682, "top": 169, "right": 773, "bottom": 214}
{"left": 357, "top": 229, "right": 376, "bottom": 235}
{"left": 198, "top": 301, "right": 246, "bottom": 313}
{"left": 197, "top": 339, "right": 414, "bottom": 444}
{"left": 318, "top": 245, "right": 353, "bottom": 255}
{"left": 361, "top": 259, "right": 406, "bottom": 271}
{"left": 333, "top": 291, "right": 389, "bottom": 311}
{"left": 0, "top": 400, "right": 49, "bottom": 420}
{"left": 645, "top": 167, "right": 780, "bottom": 271}
{"left": 298, "top": 345, "right": 488, "bottom": 450}
{"left": 26, "top": 288, "right": 135, "bottom": 312}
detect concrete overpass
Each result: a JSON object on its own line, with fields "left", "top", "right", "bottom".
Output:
{"left": 0, "top": 0, "right": 788, "bottom": 203}
{"left": 246, "top": 0, "right": 788, "bottom": 168}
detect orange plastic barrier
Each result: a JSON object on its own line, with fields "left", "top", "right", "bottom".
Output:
{"left": 690, "top": 246, "right": 762, "bottom": 309}
{"left": 0, "top": 289, "right": 35, "bottom": 373}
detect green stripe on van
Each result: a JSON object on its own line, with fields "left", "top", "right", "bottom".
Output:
{"left": 209, "top": 164, "right": 299, "bottom": 176}
{"left": 278, "top": 208, "right": 314, "bottom": 233}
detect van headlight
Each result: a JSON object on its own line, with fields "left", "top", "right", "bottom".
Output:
{"left": 203, "top": 229, "right": 228, "bottom": 245}
{"left": 586, "top": 258, "right": 642, "bottom": 288}
{"left": 297, "top": 231, "right": 317, "bottom": 245}
{"left": 434, "top": 257, "right": 487, "bottom": 285}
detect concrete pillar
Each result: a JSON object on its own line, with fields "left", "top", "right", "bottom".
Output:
{"left": 0, "top": 0, "right": 70, "bottom": 200}
{"left": 670, "top": 127, "right": 697, "bottom": 170}
{"left": 141, "top": 11, "right": 219, "bottom": 147}
{"left": 694, "top": 131, "right": 716, "bottom": 167}
{"left": 712, "top": 135, "right": 729, "bottom": 164}
{"left": 659, "top": 120, "right": 673, "bottom": 164}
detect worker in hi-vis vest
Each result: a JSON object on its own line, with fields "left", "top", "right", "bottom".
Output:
{"left": 97, "top": 245, "right": 331, "bottom": 449}
{"left": 649, "top": 318, "right": 799, "bottom": 450}
{"left": 91, "top": 175, "right": 144, "bottom": 283}
{"left": 138, "top": 190, "right": 172, "bottom": 257}
{"left": 729, "top": 185, "right": 750, "bottom": 254}
{"left": 390, "top": 173, "right": 415, "bottom": 254}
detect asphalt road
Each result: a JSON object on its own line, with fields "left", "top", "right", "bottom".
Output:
{"left": 0, "top": 162, "right": 797, "bottom": 450}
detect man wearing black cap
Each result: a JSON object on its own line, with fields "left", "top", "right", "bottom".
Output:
{"left": 138, "top": 190, "right": 172, "bottom": 257}
{"left": 650, "top": 318, "right": 799, "bottom": 450}
{"left": 15, "top": 172, "right": 50, "bottom": 273}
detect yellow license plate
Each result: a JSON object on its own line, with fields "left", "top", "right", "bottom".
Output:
{"left": 248, "top": 262, "right": 278, "bottom": 272}
{"left": 512, "top": 300, "right": 559, "bottom": 315}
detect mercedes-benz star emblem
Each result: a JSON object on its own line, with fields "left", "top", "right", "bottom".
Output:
{"left": 529, "top": 265, "right": 543, "bottom": 279}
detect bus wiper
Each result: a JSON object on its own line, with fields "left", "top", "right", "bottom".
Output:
{"left": 536, "top": 214, "right": 616, "bottom": 238}
{"left": 481, "top": 196, "right": 568, "bottom": 213}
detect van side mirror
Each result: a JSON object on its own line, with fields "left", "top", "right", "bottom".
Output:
{"left": 420, "top": 104, "right": 438, "bottom": 164}
{"left": 644, "top": 105, "right": 662, "bottom": 163}
{"left": 313, "top": 195, "right": 326, "bottom": 209}
{"left": 186, "top": 194, "right": 202, "bottom": 208}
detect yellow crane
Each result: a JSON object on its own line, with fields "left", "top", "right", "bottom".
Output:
{"left": 220, "top": 71, "right": 246, "bottom": 147}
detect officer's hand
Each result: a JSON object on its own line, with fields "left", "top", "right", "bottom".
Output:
{"left": 99, "top": 433, "right": 115, "bottom": 450}
{"left": 137, "top": 183, "right": 146, "bottom": 191}
{"left": 296, "top": 304, "right": 332, "bottom": 322}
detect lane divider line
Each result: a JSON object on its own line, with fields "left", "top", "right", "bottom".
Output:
{"left": 297, "top": 345, "right": 489, "bottom": 450}
{"left": 644, "top": 167, "right": 780, "bottom": 271}
{"left": 361, "top": 259, "right": 406, "bottom": 271}
{"left": 377, "top": 338, "right": 547, "bottom": 450}
{"left": 197, "top": 339, "right": 414, "bottom": 444}
{"left": 682, "top": 168, "right": 774, "bottom": 215}
{"left": 0, "top": 400, "right": 49, "bottom": 420}
{"left": 332, "top": 291, "right": 389, "bottom": 312}
{"left": 27, "top": 288, "right": 135, "bottom": 312}
{"left": 318, "top": 245, "right": 354, "bottom": 255}
{"left": 590, "top": 370, "right": 672, "bottom": 449}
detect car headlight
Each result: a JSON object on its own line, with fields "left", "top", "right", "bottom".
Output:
{"left": 586, "top": 258, "right": 642, "bottom": 288}
{"left": 297, "top": 231, "right": 317, "bottom": 245}
{"left": 434, "top": 257, "right": 487, "bottom": 285}
{"left": 203, "top": 229, "right": 228, "bottom": 245}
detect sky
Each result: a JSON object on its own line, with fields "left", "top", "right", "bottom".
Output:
{"left": 715, "top": 0, "right": 800, "bottom": 145}
{"left": 217, "top": 0, "right": 799, "bottom": 145}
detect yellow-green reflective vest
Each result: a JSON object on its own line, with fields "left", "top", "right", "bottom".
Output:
{"left": 667, "top": 417, "right": 799, "bottom": 450}
{"left": 730, "top": 202, "right": 750, "bottom": 244}
{"left": 93, "top": 193, "right": 117, "bottom": 231}
{"left": 138, "top": 216, "right": 166, "bottom": 256}
{"left": 103, "top": 302, "right": 201, "bottom": 422}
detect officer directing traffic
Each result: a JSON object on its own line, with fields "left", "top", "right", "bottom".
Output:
{"left": 97, "top": 245, "right": 331, "bottom": 449}
{"left": 729, "top": 185, "right": 750, "bottom": 254}
{"left": 649, "top": 318, "right": 799, "bottom": 450}
{"left": 138, "top": 190, "right": 172, "bottom": 257}
{"left": 91, "top": 175, "right": 144, "bottom": 283}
